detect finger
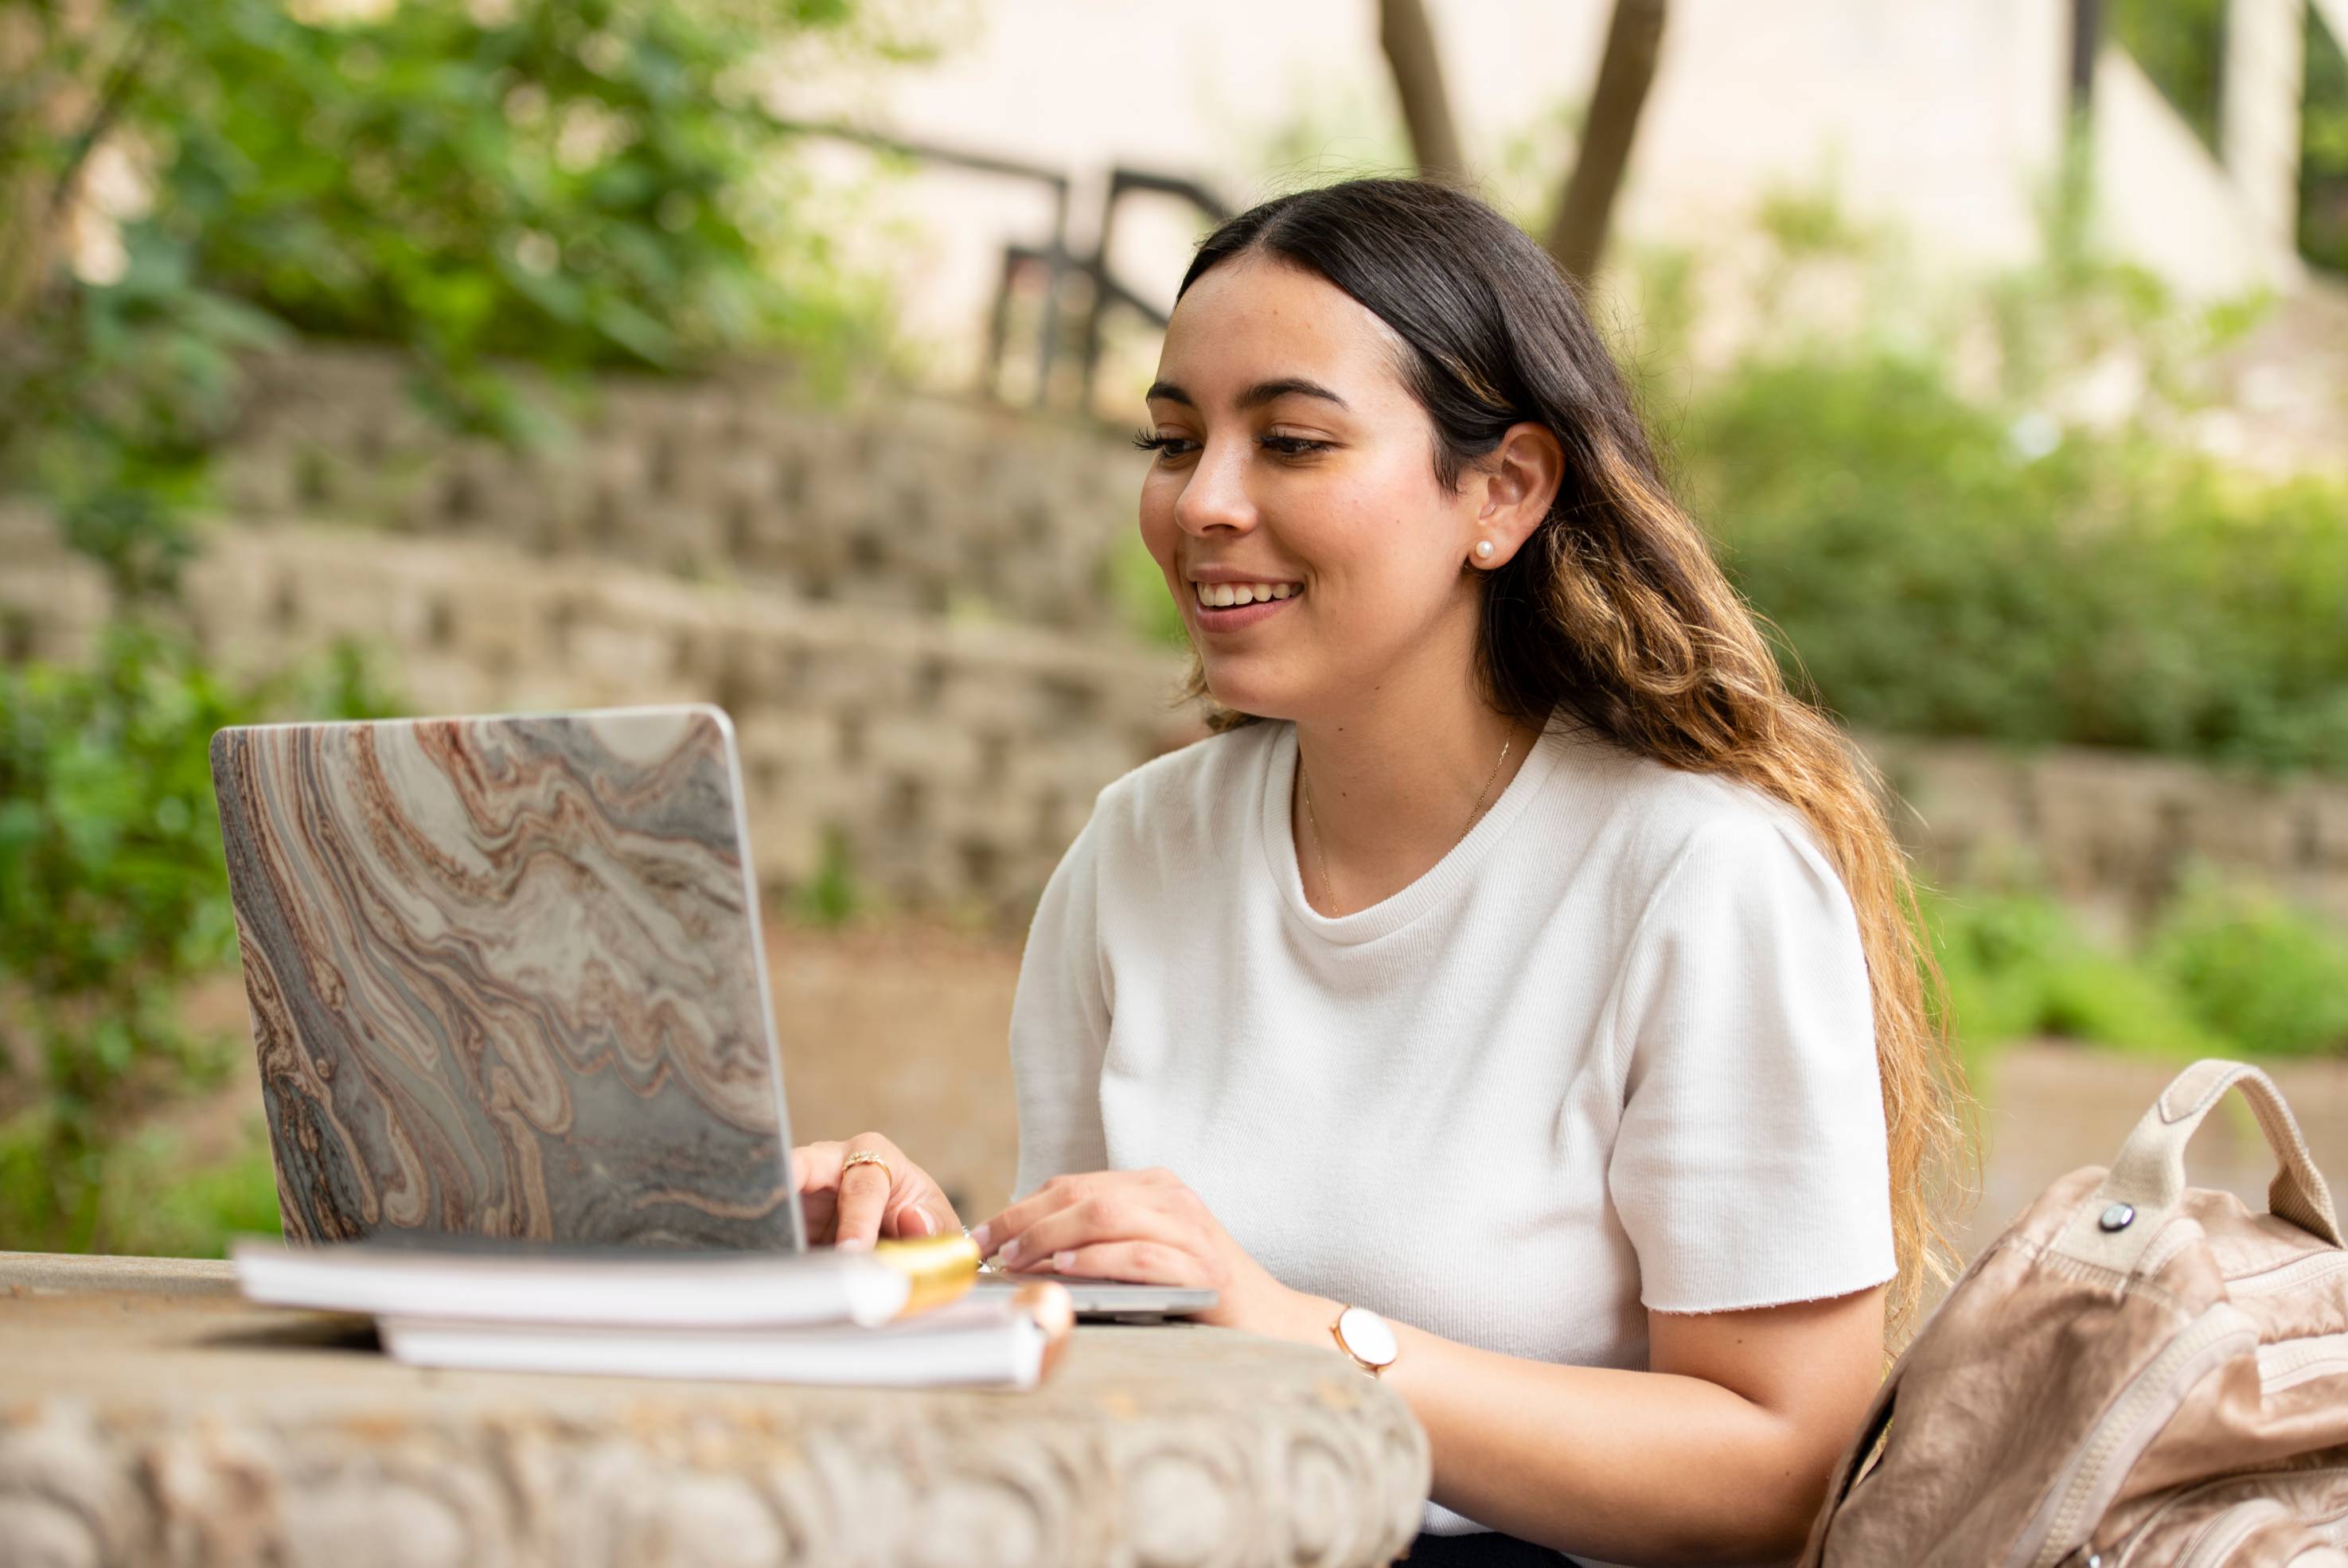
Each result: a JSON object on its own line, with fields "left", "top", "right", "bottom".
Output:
{"left": 1002, "top": 1189, "right": 1196, "bottom": 1272}
{"left": 885, "top": 1160, "right": 967, "bottom": 1240}
{"left": 1039, "top": 1239, "right": 1207, "bottom": 1288}
{"left": 969, "top": 1172, "right": 1109, "bottom": 1262}
{"left": 793, "top": 1142, "right": 843, "bottom": 1192}
{"left": 790, "top": 1143, "right": 843, "bottom": 1244}
{"left": 833, "top": 1159, "right": 892, "bottom": 1250}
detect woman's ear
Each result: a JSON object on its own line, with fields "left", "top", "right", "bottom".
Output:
{"left": 1466, "top": 421, "right": 1566, "bottom": 570}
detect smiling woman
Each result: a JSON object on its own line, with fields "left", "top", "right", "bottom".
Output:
{"left": 794, "top": 177, "right": 1971, "bottom": 1568}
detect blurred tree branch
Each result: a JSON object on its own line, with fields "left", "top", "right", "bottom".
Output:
{"left": 42, "top": 15, "right": 150, "bottom": 240}
{"left": 1378, "top": 0, "right": 1465, "bottom": 181}
{"left": 1546, "top": 0, "right": 1668, "bottom": 283}
{"left": 1371, "top": 0, "right": 1669, "bottom": 281}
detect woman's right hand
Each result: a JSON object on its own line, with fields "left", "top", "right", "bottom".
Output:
{"left": 790, "top": 1133, "right": 961, "bottom": 1250}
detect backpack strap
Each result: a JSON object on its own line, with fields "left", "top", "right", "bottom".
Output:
{"left": 2061, "top": 1059, "right": 2343, "bottom": 1271}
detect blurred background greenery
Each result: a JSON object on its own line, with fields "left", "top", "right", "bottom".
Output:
{"left": 3, "top": 0, "right": 2346, "bottom": 1256}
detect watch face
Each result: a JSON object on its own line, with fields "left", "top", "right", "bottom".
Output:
{"left": 1337, "top": 1305, "right": 1398, "bottom": 1367}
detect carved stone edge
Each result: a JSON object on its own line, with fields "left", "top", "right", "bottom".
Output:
{"left": 0, "top": 1374, "right": 1429, "bottom": 1568}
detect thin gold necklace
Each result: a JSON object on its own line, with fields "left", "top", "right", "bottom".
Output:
{"left": 1299, "top": 723, "right": 1519, "bottom": 916}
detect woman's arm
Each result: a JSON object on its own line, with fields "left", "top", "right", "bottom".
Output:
{"left": 973, "top": 1169, "right": 1886, "bottom": 1568}
{"left": 1266, "top": 1284, "right": 1886, "bottom": 1566}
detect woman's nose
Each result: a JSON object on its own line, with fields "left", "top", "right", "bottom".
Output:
{"left": 1172, "top": 439, "right": 1256, "bottom": 536}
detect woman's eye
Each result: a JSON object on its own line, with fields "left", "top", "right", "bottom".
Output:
{"left": 1132, "top": 429, "right": 1197, "bottom": 460}
{"left": 1129, "top": 430, "right": 1332, "bottom": 460}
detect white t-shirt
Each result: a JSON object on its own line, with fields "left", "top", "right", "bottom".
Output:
{"left": 1007, "top": 711, "right": 1896, "bottom": 1542}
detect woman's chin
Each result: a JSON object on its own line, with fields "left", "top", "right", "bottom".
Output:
{"left": 1199, "top": 668, "right": 1304, "bottom": 723}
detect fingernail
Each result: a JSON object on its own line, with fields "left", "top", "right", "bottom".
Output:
{"left": 1052, "top": 1250, "right": 1074, "bottom": 1272}
{"left": 967, "top": 1223, "right": 992, "bottom": 1255}
{"left": 999, "top": 1237, "right": 1020, "bottom": 1266}
{"left": 836, "top": 1236, "right": 871, "bottom": 1251}
{"left": 899, "top": 1206, "right": 934, "bottom": 1238}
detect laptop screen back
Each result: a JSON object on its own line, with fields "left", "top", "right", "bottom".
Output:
{"left": 209, "top": 704, "right": 804, "bottom": 1251}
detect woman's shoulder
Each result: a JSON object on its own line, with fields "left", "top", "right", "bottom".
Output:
{"left": 1078, "top": 720, "right": 1280, "bottom": 853}
{"left": 1548, "top": 723, "right": 1839, "bottom": 895}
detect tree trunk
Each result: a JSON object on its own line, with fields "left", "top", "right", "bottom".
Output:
{"left": 1378, "top": 0, "right": 1467, "bottom": 182}
{"left": 1546, "top": 0, "right": 1670, "bottom": 284}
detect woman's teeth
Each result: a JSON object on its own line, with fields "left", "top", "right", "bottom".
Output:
{"left": 1194, "top": 581, "right": 1301, "bottom": 607}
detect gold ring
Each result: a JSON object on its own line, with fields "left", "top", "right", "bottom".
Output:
{"left": 841, "top": 1150, "right": 892, "bottom": 1184}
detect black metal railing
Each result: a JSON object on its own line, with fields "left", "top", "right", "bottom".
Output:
{"left": 772, "top": 119, "right": 1229, "bottom": 413}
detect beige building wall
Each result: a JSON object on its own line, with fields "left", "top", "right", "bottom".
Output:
{"left": 801, "top": 0, "right": 2311, "bottom": 408}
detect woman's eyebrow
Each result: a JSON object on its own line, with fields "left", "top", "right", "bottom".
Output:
{"left": 1144, "top": 376, "right": 1351, "bottom": 412}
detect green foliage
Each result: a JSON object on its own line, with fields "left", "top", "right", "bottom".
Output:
{"left": 2109, "top": 0, "right": 2226, "bottom": 150}
{"left": 1111, "top": 528, "right": 1186, "bottom": 649}
{"left": 0, "top": 1112, "right": 285, "bottom": 1259}
{"left": 2, "top": 0, "right": 918, "bottom": 595}
{"left": 1919, "top": 877, "right": 2348, "bottom": 1073}
{"left": 1753, "top": 174, "right": 1881, "bottom": 264}
{"left": 2306, "top": 6, "right": 2348, "bottom": 276}
{"left": 1920, "top": 886, "right": 2225, "bottom": 1081}
{"left": 2, "top": 240, "right": 291, "bottom": 599}
{"left": 1684, "top": 343, "right": 2348, "bottom": 774}
{"left": 139, "top": 0, "right": 895, "bottom": 404}
{"left": 792, "top": 822, "right": 864, "bottom": 927}
{"left": 2149, "top": 872, "right": 2348, "bottom": 1058}
{"left": 0, "top": 624, "right": 396, "bottom": 1251}
{"left": 0, "top": 623, "right": 254, "bottom": 1247}
{"left": 100, "top": 1124, "right": 285, "bottom": 1258}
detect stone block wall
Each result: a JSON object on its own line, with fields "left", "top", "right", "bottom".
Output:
{"left": 1867, "top": 733, "right": 2348, "bottom": 934}
{"left": 1, "top": 512, "right": 1199, "bottom": 926}
{"left": 211, "top": 345, "right": 1153, "bottom": 635}
{"left": 13, "top": 506, "right": 2348, "bottom": 934}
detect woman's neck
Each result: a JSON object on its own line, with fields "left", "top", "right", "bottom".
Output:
{"left": 1288, "top": 676, "right": 1539, "bottom": 916}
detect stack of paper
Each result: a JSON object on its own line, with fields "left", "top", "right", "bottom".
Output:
{"left": 230, "top": 1232, "right": 1074, "bottom": 1390}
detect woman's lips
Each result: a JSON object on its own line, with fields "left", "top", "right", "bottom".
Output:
{"left": 1192, "top": 590, "right": 1301, "bottom": 632}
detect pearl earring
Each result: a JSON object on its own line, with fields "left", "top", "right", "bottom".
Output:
{"left": 1474, "top": 540, "right": 1495, "bottom": 560}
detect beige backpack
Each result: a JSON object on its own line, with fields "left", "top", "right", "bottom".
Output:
{"left": 1802, "top": 1059, "right": 2348, "bottom": 1568}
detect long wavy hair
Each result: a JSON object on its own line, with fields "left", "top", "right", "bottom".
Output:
{"left": 1171, "top": 176, "right": 1972, "bottom": 1348}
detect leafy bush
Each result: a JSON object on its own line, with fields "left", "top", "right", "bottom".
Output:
{"left": 1682, "top": 345, "right": 2348, "bottom": 775}
{"left": 135, "top": 0, "right": 904, "bottom": 400}
{"left": 1917, "top": 886, "right": 2225, "bottom": 1079}
{"left": 99, "top": 1125, "right": 285, "bottom": 1260}
{"left": 0, "top": 625, "right": 254, "bottom": 1247}
{"left": 3, "top": 0, "right": 923, "bottom": 597}
{"left": 2149, "top": 872, "right": 2348, "bottom": 1057}
{"left": 0, "top": 623, "right": 395, "bottom": 1251}
{"left": 1917, "top": 876, "right": 2348, "bottom": 1071}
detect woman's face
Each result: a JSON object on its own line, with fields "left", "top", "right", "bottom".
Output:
{"left": 1137, "top": 253, "right": 1489, "bottom": 722}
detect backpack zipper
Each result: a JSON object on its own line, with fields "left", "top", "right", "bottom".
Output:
{"left": 2229, "top": 1251, "right": 2348, "bottom": 1297}
{"left": 2110, "top": 1468, "right": 2348, "bottom": 1567}
{"left": 2176, "top": 1500, "right": 2292, "bottom": 1568}
{"left": 2258, "top": 1332, "right": 2348, "bottom": 1395}
{"left": 2013, "top": 1305, "right": 2260, "bottom": 1568}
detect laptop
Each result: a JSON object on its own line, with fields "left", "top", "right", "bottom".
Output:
{"left": 209, "top": 704, "right": 1212, "bottom": 1320}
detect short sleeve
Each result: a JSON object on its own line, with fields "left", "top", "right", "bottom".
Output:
{"left": 1008, "top": 794, "right": 1114, "bottom": 1202}
{"left": 1604, "top": 809, "right": 1897, "bottom": 1313}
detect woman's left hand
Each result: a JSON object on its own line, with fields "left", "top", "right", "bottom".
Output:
{"left": 967, "top": 1167, "right": 1316, "bottom": 1336}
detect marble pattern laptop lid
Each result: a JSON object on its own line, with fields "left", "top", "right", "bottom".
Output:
{"left": 209, "top": 705, "right": 802, "bottom": 1250}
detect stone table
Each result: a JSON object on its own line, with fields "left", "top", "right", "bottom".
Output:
{"left": 0, "top": 1253, "right": 1429, "bottom": 1568}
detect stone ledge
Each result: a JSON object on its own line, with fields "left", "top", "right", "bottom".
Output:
{"left": 0, "top": 1252, "right": 1429, "bottom": 1568}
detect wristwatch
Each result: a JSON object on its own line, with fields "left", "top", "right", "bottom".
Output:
{"left": 1328, "top": 1304, "right": 1399, "bottom": 1378}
